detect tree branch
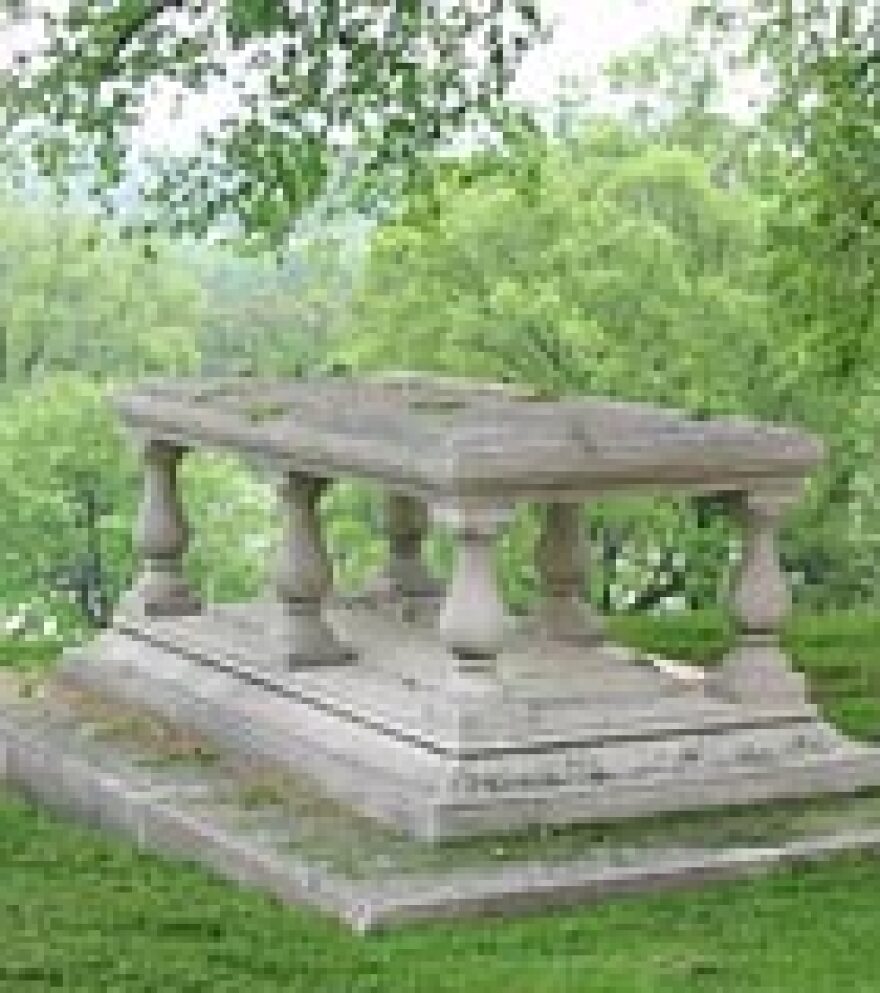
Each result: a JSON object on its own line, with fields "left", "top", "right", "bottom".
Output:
{"left": 99, "top": 0, "right": 186, "bottom": 76}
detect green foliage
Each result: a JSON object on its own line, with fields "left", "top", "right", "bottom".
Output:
{"left": 340, "top": 113, "right": 878, "bottom": 609}
{"left": 190, "top": 230, "right": 363, "bottom": 377}
{"left": 0, "top": 374, "right": 137, "bottom": 639}
{"left": 5, "top": 1, "right": 546, "bottom": 243}
{"left": 693, "top": 1, "right": 880, "bottom": 390}
{"left": 338, "top": 124, "right": 765, "bottom": 608}
{"left": 786, "top": 378, "right": 880, "bottom": 609}
{"left": 344, "top": 122, "right": 771, "bottom": 416}
{"left": 594, "top": 15, "right": 880, "bottom": 608}
{"left": 607, "top": 607, "right": 734, "bottom": 666}
{"left": 0, "top": 378, "right": 255, "bottom": 637}
{"left": 321, "top": 481, "right": 386, "bottom": 592}
{"left": 0, "top": 196, "right": 202, "bottom": 383}
{"left": 0, "top": 192, "right": 361, "bottom": 386}
{"left": 176, "top": 452, "right": 277, "bottom": 605}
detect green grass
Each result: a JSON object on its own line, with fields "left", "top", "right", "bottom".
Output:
{"left": 605, "top": 607, "right": 880, "bottom": 741}
{"left": 1, "top": 785, "right": 879, "bottom": 992}
{"left": 0, "top": 609, "right": 878, "bottom": 991}
{"left": 0, "top": 636, "right": 64, "bottom": 670}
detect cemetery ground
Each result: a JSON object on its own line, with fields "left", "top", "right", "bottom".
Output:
{"left": 0, "top": 609, "right": 878, "bottom": 992}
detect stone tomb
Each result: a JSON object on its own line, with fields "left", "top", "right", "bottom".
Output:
{"left": 59, "top": 374, "right": 880, "bottom": 840}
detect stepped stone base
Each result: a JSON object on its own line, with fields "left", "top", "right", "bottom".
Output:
{"left": 55, "top": 599, "right": 880, "bottom": 841}
{"left": 4, "top": 669, "right": 880, "bottom": 933}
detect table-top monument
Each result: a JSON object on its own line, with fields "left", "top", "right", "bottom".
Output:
{"left": 55, "top": 372, "right": 880, "bottom": 841}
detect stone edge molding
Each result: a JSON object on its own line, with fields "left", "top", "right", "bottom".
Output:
{"left": 3, "top": 703, "right": 880, "bottom": 935}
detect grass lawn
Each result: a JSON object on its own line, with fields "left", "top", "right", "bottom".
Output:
{"left": 0, "top": 609, "right": 878, "bottom": 992}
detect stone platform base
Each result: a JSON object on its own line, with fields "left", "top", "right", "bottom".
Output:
{"left": 2, "top": 672, "right": 880, "bottom": 933}
{"left": 54, "top": 599, "right": 880, "bottom": 840}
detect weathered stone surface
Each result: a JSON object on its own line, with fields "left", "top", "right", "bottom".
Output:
{"left": 112, "top": 375, "right": 824, "bottom": 499}
{"left": 3, "top": 678, "right": 880, "bottom": 933}
{"left": 26, "top": 372, "right": 880, "bottom": 915}
{"left": 56, "top": 601, "right": 880, "bottom": 841}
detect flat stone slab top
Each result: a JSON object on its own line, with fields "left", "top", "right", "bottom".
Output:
{"left": 113, "top": 374, "right": 824, "bottom": 497}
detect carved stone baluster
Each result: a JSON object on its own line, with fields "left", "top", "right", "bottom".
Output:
{"left": 273, "top": 472, "right": 353, "bottom": 667}
{"left": 120, "top": 438, "right": 200, "bottom": 619}
{"left": 432, "top": 502, "right": 513, "bottom": 679}
{"left": 535, "top": 501, "right": 606, "bottom": 645}
{"left": 709, "top": 486, "right": 809, "bottom": 707}
{"left": 367, "top": 493, "right": 443, "bottom": 618}
{"left": 387, "top": 493, "right": 442, "bottom": 600}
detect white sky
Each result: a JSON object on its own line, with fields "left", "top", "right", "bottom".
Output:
{"left": 512, "top": 0, "right": 691, "bottom": 105}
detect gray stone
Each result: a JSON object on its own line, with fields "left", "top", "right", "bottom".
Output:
{"left": 113, "top": 375, "right": 824, "bottom": 498}
{"left": 17, "top": 373, "right": 880, "bottom": 918}
{"left": 56, "top": 600, "right": 880, "bottom": 840}
{"left": 3, "top": 688, "right": 880, "bottom": 933}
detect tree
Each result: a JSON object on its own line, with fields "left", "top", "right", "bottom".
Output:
{"left": 343, "top": 120, "right": 775, "bottom": 418}
{"left": 190, "top": 229, "right": 363, "bottom": 376}
{"left": 0, "top": 195, "right": 203, "bottom": 383}
{"left": 692, "top": 1, "right": 879, "bottom": 391}
{"left": 4, "top": 1, "right": 545, "bottom": 246}
{"left": 681, "top": 1, "right": 879, "bottom": 601}
{"left": 339, "top": 119, "right": 779, "bottom": 608}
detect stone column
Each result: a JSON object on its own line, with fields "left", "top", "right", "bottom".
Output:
{"left": 432, "top": 502, "right": 513, "bottom": 678}
{"left": 535, "top": 501, "right": 606, "bottom": 645}
{"left": 386, "top": 494, "right": 443, "bottom": 601}
{"left": 120, "top": 438, "right": 201, "bottom": 619}
{"left": 272, "top": 472, "right": 353, "bottom": 667}
{"left": 710, "top": 486, "right": 809, "bottom": 707}
{"left": 366, "top": 493, "right": 443, "bottom": 617}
